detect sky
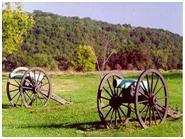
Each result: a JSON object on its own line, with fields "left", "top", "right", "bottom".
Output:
{"left": 20, "top": 2, "right": 182, "bottom": 35}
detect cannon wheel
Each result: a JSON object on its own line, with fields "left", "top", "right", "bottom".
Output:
{"left": 20, "top": 67, "right": 51, "bottom": 108}
{"left": 135, "top": 69, "right": 168, "bottom": 128}
{"left": 6, "top": 69, "right": 28, "bottom": 107}
{"left": 97, "top": 72, "right": 131, "bottom": 128}
{"left": 7, "top": 79, "right": 22, "bottom": 107}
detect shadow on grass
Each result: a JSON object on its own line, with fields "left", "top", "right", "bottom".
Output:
{"left": 17, "top": 116, "right": 182, "bottom": 132}
{"left": 2, "top": 103, "right": 23, "bottom": 109}
{"left": 2, "top": 104, "right": 12, "bottom": 109}
{"left": 18, "top": 121, "right": 106, "bottom": 131}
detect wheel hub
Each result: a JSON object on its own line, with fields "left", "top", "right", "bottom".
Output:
{"left": 109, "top": 94, "right": 122, "bottom": 109}
{"left": 34, "top": 84, "right": 41, "bottom": 94}
{"left": 149, "top": 95, "right": 157, "bottom": 106}
{"left": 34, "top": 86, "right": 39, "bottom": 94}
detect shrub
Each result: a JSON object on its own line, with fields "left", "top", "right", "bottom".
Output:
{"left": 27, "top": 54, "right": 57, "bottom": 70}
{"left": 71, "top": 45, "right": 96, "bottom": 72}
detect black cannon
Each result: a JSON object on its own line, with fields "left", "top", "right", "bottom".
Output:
{"left": 7, "top": 67, "right": 71, "bottom": 108}
{"left": 97, "top": 69, "right": 181, "bottom": 128}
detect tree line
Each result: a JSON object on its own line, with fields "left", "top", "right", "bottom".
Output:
{"left": 3, "top": 10, "right": 182, "bottom": 71}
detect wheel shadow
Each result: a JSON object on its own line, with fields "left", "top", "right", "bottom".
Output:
{"left": 20, "top": 121, "right": 106, "bottom": 131}
{"left": 13, "top": 117, "right": 182, "bottom": 132}
{"left": 58, "top": 121, "right": 105, "bottom": 131}
{"left": 2, "top": 104, "right": 12, "bottom": 109}
{"left": 18, "top": 118, "right": 143, "bottom": 131}
{"left": 2, "top": 103, "right": 23, "bottom": 109}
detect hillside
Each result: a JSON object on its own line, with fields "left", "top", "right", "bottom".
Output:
{"left": 4, "top": 10, "right": 182, "bottom": 71}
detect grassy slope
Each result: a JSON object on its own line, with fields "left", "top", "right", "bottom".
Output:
{"left": 2, "top": 71, "right": 182, "bottom": 137}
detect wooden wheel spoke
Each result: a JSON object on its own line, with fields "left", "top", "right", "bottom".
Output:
{"left": 28, "top": 94, "right": 34, "bottom": 105}
{"left": 33, "top": 94, "right": 38, "bottom": 106}
{"left": 138, "top": 90, "right": 149, "bottom": 98}
{"left": 102, "top": 104, "right": 110, "bottom": 109}
{"left": 157, "top": 96, "right": 167, "bottom": 100}
{"left": 22, "top": 86, "right": 33, "bottom": 90}
{"left": 9, "top": 88, "right": 19, "bottom": 93}
{"left": 138, "top": 99, "right": 149, "bottom": 104}
{"left": 116, "top": 87, "right": 118, "bottom": 94}
{"left": 24, "top": 91, "right": 32, "bottom": 102}
{"left": 144, "top": 105, "right": 149, "bottom": 122}
{"left": 146, "top": 74, "right": 150, "bottom": 94}
{"left": 26, "top": 92, "right": 32, "bottom": 101}
{"left": 156, "top": 103, "right": 166, "bottom": 110}
{"left": 33, "top": 70, "right": 36, "bottom": 82}
{"left": 23, "top": 92, "right": 29, "bottom": 104}
{"left": 117, "top": 109, "right": 122, "bottom": 122}
{"left": 101, "top": 96, "right": 110, "bottom": 101}
{"left": 102, "top": 87, "right": 112, "bottom": 97}
{"left": 110, "top": 109, "right": 115, "bottom": 126}
{"left": 104, "top": 107, "right": 113, "bottom": 120}
{"left": 38, "top": 94, "right": 44, "bottom": 105}
{"left": 36, "top": 71, "right": 41, "bottom": 83}
{"left": 121, "top": 103, "right": 130, "bottom": 108}
{"left": 154, "top": 106, "right": 163, "bottom": 120}
{"left": 152, "top": 106, "right": 157, "bottom": 125}
{"left": 154, "top": 85, "right": 164, "bottom": 96}
{"left": 107, "top": 79, "right": 114, "bottom": 95}
{"left": 14, "top": 79, "right": 20, "bottom": 86}
{"left": 141, "top": 81, "right": 148, "bottom": 94}
{"left": 119, "top": 107, "right": 126, "bottom": 117}
{"left": 118, "top": 88, "right": 122, "bottom": 97}
{"left": 112, "top": 76, "right": 116, "bottom": 94}
{"left": 115, "top": 110, "right": 117, "bottom": 126}
{"left": 151, "top": 73, "right": 154, "bottom": 93}
{"left": 149, "top": 106, "right": 152, "bottom": 125}
{"left": 15, "top": 94, "right": 21, "bottom": 105}
{"left": 140, "top": 103, "right": 149, "bottom": 113}
{"left": 152, "top": 76, "right": 159, "bottom": 94}
{"left": 9, "top": 83, "right": 19, "bottom": 87}
{"left": 11, "top": 91, "right": 20, "bottom": 100}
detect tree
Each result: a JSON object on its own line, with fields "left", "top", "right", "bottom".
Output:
{"left": 71, "top": 45, "right": 96, "bottom": 72}
{"left": 2, "top": 3, "right": 35, "bottom": 59}
{"left": 3, "top": 10, "right": 182, "bottom": 71}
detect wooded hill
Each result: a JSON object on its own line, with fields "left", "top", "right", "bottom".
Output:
{"left": 5, "top": 10, "right": 182, "bottom": 71}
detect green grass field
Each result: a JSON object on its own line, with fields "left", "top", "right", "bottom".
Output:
{"left": 2, "top": 71, "right": 183, "bottom": 137}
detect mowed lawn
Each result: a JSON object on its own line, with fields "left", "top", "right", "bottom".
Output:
{"left": 2, "top": 71, "right": 183, "bottom": 137}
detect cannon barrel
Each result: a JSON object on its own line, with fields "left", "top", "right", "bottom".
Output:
{"left": 113, "top": 79, "right": 148, "bottom": 89}
{"left": 9, "top": 67, "right": 44, "bottom": 81}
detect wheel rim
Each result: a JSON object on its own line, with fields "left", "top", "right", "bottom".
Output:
{"left": 97, "top": 72, "right": 131, "bottom": 128}
{"left": 7, "top": 79, "right": 22, "bottom": 107}
{"left": 135, "top": 69, "right": 168, "bottom": 128}
{"left": 20, "top": 67, "right": 51, "bottom": 108}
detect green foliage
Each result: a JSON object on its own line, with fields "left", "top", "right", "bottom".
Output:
{"left": 2, "top": 3, "right": 35, "bottom": 57}
{"left": 3, "top": 10, "right": 182, "bottom": 71}
{"left": 71, "top": 45, "right": 96, "bottom": 71}
{"left": 27, "top": 54, "right": 57, "bottom": 70}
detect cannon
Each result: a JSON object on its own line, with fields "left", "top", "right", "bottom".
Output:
{"left": 6, "top": 67, "right": 71, "bottom": 108}
{"left": 97, "top": 69, "right": 181, "bottom": 128}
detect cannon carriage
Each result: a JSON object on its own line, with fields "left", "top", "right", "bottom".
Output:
{"left": 97, "top": 69, "right": 180, "bottom": 129}
{"left": 7, "top": 67, "right": 70, "bottom": 108}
